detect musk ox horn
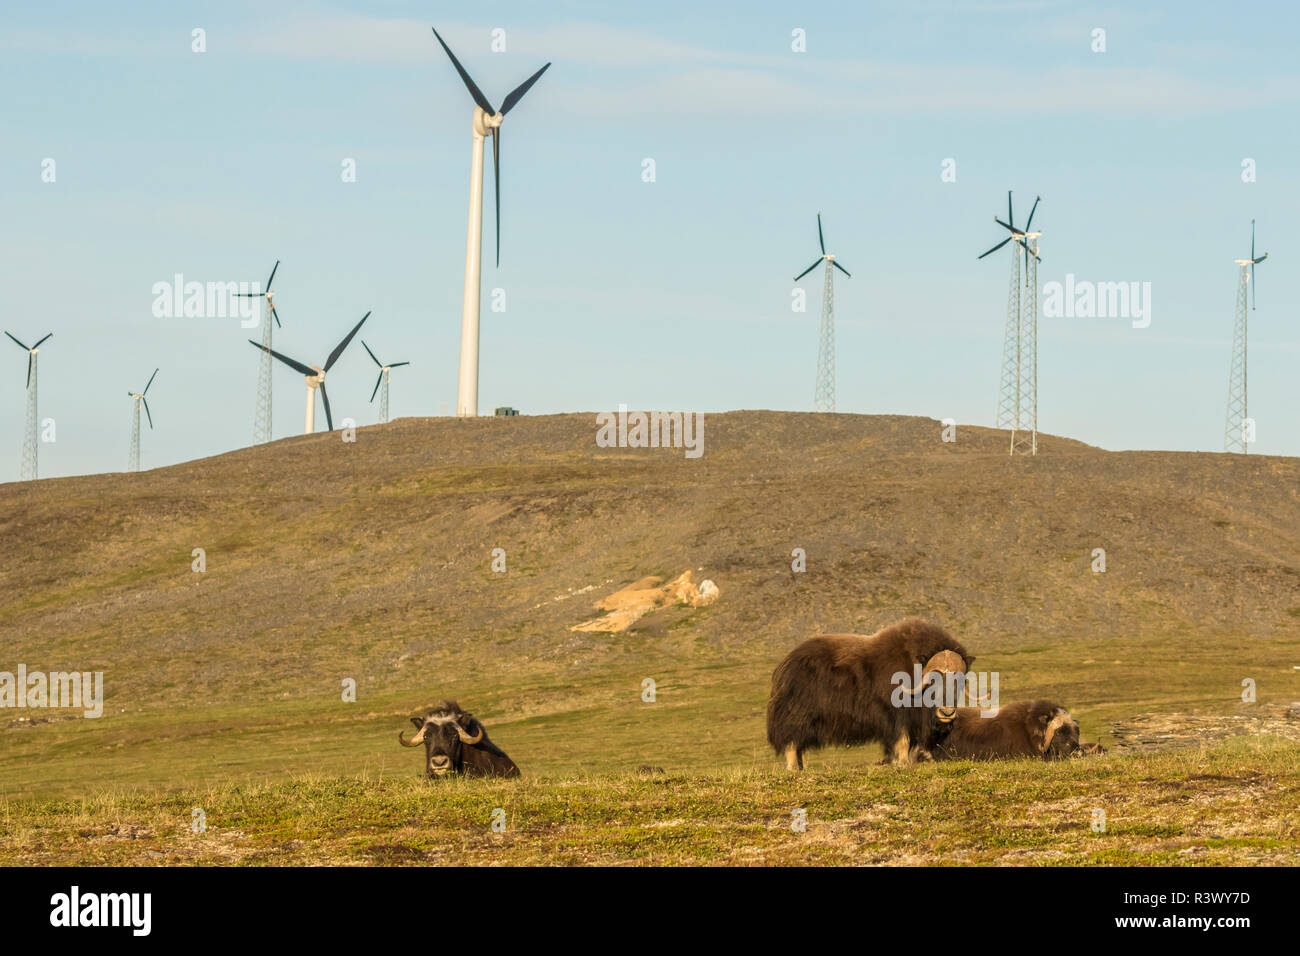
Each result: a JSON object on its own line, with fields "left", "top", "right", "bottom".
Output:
{"left": 898, "top": 674, "right": 929, "bottom": 696}
{"left": 456, "top": 721, "right": 484, "bottom": 745}
{"left": 1041, "top": 711, "right": 1070, "bottom": 753}
{"left": 398, "top": 722, "right": 428, "bottom": 747}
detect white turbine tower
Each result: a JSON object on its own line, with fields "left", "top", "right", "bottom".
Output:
{"left": 249, "top": 312, "right": 370, "bottom": 434}
{"left": 793, "top": 214, "right": 852, "bottom": 413}
{"left": 238, "top": 260, "right": 282, "bottom": 444}
{"left": 127, "top": 368, "right": 158, "bottom": 473}
{"left": 6, "top": 331, "right": 52, "bottom": 481}
{"left": 1225, "top": 219, "right": 1268, "bottom": 454}
{"left": 979, "top": 191, "right": 1042, "bottom": 456}
{"left": 431, "top": 27, "right": 550, "bottom": 418}
{"left": 361, "top": 341, "right": 410, "bottom": 424}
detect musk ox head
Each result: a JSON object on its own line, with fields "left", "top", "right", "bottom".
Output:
{"left": 398, "top": 701, "right": 485, "bottom": 778}
{"left": 899, "top": 649, "right": 977, "bottom": 724}
{"left": 1040, "top": 706, "right": 1080, "bottom": 757}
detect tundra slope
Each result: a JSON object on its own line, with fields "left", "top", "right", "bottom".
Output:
{"left": 1, "top": 412, "right": 1297, "bottom": 795}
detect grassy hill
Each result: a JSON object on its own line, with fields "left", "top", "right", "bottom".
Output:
{"left": 2, "top": 412, "right": 1298, "bottom": 864}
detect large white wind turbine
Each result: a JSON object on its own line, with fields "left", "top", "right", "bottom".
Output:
{"left": 431, "top": 26, "right": 550, "bottom": 418}
{"left": 248, "top": 312, "right": 370, "bottom": 434}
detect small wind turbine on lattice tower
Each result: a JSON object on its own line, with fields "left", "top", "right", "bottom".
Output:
{"left": 793, "top": 214, "right": 852, "bottom": 414}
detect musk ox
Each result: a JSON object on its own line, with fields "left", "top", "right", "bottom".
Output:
{"left": 930, "top": 700, "right": 1080, "bottom": 761}
{"left": 766, "top": 617, "right": 974, "bottom": 769}
{"left": 398, "top": 700, "right": 520, "bottom": 778}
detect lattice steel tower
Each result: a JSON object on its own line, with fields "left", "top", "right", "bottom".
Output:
{"left": 1011, "top": 236, "right": 1039, "bottom": 456}
{"left": 793, "top": 213, "right": 852, "bottom": 414}
{"left": 21, "top": 354, "right": 39, "bottom": 479}
{"left": 254, "top": 314, "right": 274, "bottom": 443}
{"left": 815, "top": 262, "right": 836, "bottom": 413}
{"left": 995, "top": 243, "right": 1023, "bottom": 431}
{"left": 979, "top": 192, "right": 1041, "bottom": 455}
{"left": 5, "top": 331, "right": 52, "bottom": 481}
{"left": 127, "top": 398, "right": 141, "bottom": 473}
{"left": 1225, "top": 220, "right": 1267, "bottom": 454}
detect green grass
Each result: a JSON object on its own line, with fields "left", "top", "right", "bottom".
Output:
{"left": 2, "top": 738, "right": 1295, "bottom": 866}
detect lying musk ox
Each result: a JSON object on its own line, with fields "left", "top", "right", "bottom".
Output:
{"left": 398, "top": 700, "right": 520, "bottom": 778}
{"left": 766, "top": 617, "right": 974, "bottom": 769}
{"left": 930, "top": 700, "right": 1080, "bottom": 760}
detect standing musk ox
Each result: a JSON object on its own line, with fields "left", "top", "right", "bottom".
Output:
{"left": 398, "top": 701, "right": 520, "bottom": 778}
{"left": 766, "top": 618, "right": 975, "bottom": 769}
{"left": 929, "top": 700, "right": 1080, "bottom": 761}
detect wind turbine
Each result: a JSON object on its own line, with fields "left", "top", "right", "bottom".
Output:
{"left": 127, "top": 368, "right": 158, "bottom": 473}
{"left": 793, "top": 213, "right": 851, "bottom": 413}
{"left": 1225, "top": 220, "right": 1268, "bottom": 453}
{"left": 979, "top": 191, "right": 1042, "bottom": 456}
{"left": 5, "top": 330, "right": 52, "bottom": 480}
{"left": 431, "top": 26, "right": 550, "bottom": 418}
{"left": 239, "top": 260, "right": 282, "bottom": 444}
{"left": 248, "top": 312, "right": 370, "bottom": 434}
{"left": 361, "top": 341, "right": 410, "bottom": 424}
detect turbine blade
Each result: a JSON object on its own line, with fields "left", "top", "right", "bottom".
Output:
{"left": 5, "top": 331, "right": 30, "bottom": 351}
{"left": 143, "top": 368, "right": 158, "bottom": 395}
{"left": 994, "top": 218, "right": 1016, "bottom": 233}
{"left": 389, "top": 361, "right": 411, "bottom": 368}
{"left": 817, "top": 213, "right": 825, "bottom": 255}
{"left": 832, "top": 260, "right": 851, "bottom": 277}
{"left": 978, "top": 236, "right": 1013, "bottom": 259}
{"left": 794, "top": 259, "right": 822, "bottom": 281}
{"left": 1007, "top": 190, "right": 1014, "bottom": 230}
{"left": 26, "top": 355, "right": 32, "bottom": 389}
{"left": 271, "top": 305, "right": 281, "bottom": 328}
{"left": 319, "top": 382, "right": 333, "bottom": 431}
{"left": 370, "top": 372, "right": 383, "bottom": 403}
{"left": 248, "top": 340, "right": 315, "bottom": 377}
{"left": 142, "top": 396, "right": 153, "bottom": 429}
{"left": 430, "top": 27, "right": 495, "bottom": 115}
{"left": 32, "top": 333, "right": 53, "bottom": 349}
{"left": 499, "top": 62, "right": 551, "bottom": 115}
{"left": 361, "top": 340, "right": 381, "bottom": 367}
{"left": 492, "top": 126, "right": 501, "bottom": 268}
{"left": 325, "top": 311, "right": 371, "bottom": 372}
{"left": 266, "top": 259, "right": 280, "bottom": 292}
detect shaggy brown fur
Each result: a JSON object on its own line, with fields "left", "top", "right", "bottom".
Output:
{"left": 398, "top": 700, "right": 520, "bottom": 778}
{"left": 930, "top": 700, "right": 1080, "bottom": 760}
{"left": 766, "top": 617, "right": 974, "bottom": 769}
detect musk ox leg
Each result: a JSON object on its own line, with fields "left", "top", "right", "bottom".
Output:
{"left": 891, "top": 732, "right": 913, "bottom": 765}
{"left": 783, "top": 743, "right": 804, "bottom": 771}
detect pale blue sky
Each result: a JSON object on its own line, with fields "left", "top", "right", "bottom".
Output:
{"left": 2, "top": 0, "right": 1298, "bottom": 478}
